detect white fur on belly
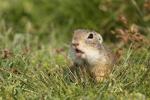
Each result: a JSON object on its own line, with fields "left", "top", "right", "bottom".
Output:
{"left": 85, "top": 49, "right": 106, "bottom": 65}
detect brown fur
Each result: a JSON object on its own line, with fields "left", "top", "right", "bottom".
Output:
{"left": 69, "top": 29, "right": 115, "bottom": 82}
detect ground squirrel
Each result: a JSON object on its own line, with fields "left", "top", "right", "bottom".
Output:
{"left": 69, "top": 29, "right": 115, "bottom": 82}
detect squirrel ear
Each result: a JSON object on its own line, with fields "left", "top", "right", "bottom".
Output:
{"left": 98, "top": 34, "right": 103, "bottom": 44}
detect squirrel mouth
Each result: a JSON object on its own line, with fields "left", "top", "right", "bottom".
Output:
{"left": 75, "top": 48, "right": 84, "bottom": 54}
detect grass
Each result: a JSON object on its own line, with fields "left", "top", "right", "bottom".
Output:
{"left": 0, "top": 0, "right": 150, "bottom": 99}
{"left": 0, "top": 44, "right": 150, "bottom": 99}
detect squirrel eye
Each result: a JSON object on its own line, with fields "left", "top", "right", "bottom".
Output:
{"left": 87, "top": 33, "right": 93, "bottom": 39}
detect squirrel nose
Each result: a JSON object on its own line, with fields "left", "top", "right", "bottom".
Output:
{"left": 72, "top": 42, "right": 79, "bottom": 47}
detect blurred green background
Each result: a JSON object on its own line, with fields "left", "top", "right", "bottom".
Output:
{"left": 0, "top": 0, "right": 149, "bottom": 48}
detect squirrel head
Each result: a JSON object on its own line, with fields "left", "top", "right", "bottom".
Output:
{"left": 70, "top": 29, "right": 104, "bottom": 65}
{"left": 72, "top": 29, "right": 103, "bottom": 46}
